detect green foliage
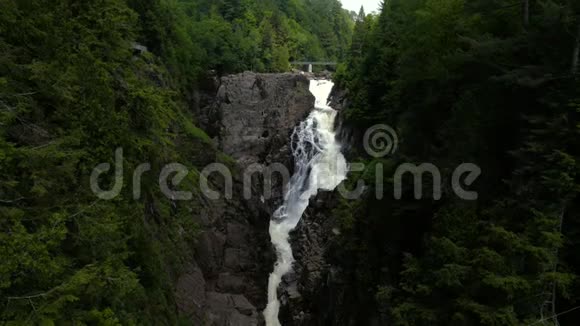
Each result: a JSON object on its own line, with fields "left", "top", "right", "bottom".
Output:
{"left": 335, "top": 0, "right": 580, "bottom": 324}
{"left": 0, "top": 0, "right": 213, "bottom": 324}
{"left": 1, "top": 0, "right": 353, "bottom": 323}
{"left": 143, "top": 0, "right": 355, "bottom": 75}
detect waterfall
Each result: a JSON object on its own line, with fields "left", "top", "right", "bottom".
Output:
{"left": 263, "top": 79, "right": 348, "bottom": 326}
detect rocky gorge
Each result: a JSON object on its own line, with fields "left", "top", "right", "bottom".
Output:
{"left": 173, "top": 72, "right": 364, "bottom": 326}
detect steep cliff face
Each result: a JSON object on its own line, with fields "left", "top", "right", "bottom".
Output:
{"left": 176, "top": 73, "right": 367, "bottom": 326}
{"left": 216, "top": 73, "right": 314, "bottom": 167}
{"left": 175, "top": 72, "right": 314, "bottom": 326}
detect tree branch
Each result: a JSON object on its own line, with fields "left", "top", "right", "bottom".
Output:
{"left": 0, "top": 197, "right": 24, "bottom": 204}
{"left": 6, "top": 285, "right": 61, "bottom": 301}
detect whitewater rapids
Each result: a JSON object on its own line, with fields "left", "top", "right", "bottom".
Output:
{"left": 263, "top": 79, "right": 348, "bottom": 325}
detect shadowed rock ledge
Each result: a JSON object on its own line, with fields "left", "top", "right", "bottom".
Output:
{"left": 175, "top": 72, "right": 314, "bottom": 326}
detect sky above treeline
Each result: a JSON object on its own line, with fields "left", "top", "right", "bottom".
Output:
{"left": 340, "top": 0, "right": 381, "bottom": 13}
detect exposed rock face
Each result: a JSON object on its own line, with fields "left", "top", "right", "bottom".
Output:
{"left": 177, "top": 73, "right": 367, "bottom": 326}
{"left": 273, "top": 87, "right": 370, "bottom": 326}
{"left": 274, "top": 191, "right": 343, "bottom": 325}
{"left": 215, "top": 72, "right": 313, "bottom": 168}
{"left": 175, "top": 72, "right": 314, "bottom": 326}
{"left": 216, "top": 72, "right": 315, "bottom": 216}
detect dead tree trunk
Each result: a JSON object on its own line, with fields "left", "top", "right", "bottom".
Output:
{"left": 551, "top": 208, "right": 565, "bottom": 326}
{"left": 523, "top": 0, "right": 530, "bottom": 27}
{"left": 572, "top": 23, "right": 580, "bottom": 75}
{"left": 539, "top": 207, "right": 565, "bottom": 326}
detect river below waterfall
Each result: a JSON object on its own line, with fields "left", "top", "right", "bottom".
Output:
{"left": 263, "top": 79, "right": 348, "bottom": 326}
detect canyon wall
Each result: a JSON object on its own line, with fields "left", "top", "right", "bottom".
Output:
{"left": 175, "top": 72, "right": 314, "bottom": 326}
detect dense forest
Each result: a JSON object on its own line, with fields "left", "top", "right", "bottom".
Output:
{"left": 334, "top": 0, "right": 580, "bottom": 325}
{"left": 0, "top": 0, "right": 352, "bottom": 324}
{"left": 4, "top": 0, "right": 580, "bottom": 325}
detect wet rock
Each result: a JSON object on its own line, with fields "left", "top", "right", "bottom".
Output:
{"left": 175, "top": 265, "right": 206, "bottom": 324}
{"left": 217, "top": 273, "right": 246, "bottom": 293}
{"left": 224, "top": 248, "right": 253, "bottom": 271}
{"left": 232, "top": 294, "right": 256, "bottom": 316}
{"left": 226, "top": 222, "right": 250, "bottom": 248}
{"left": 174, "top": 72, "right": 317, "bottom": 325}
{"left": 195, "top": 231, "right": 226, "bottom": 277}
{"left": 211, "top": 72, "right": 313, "bottom": 166}
{"left": 206, "top": 292, "right": 258, "bottom": 326}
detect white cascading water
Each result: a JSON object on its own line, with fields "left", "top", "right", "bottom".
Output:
{"left": 263, "top": 80, "right": 348, "bottom": 326}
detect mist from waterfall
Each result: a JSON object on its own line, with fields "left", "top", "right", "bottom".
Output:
{"left": 263, "top": 80, "right": 348, "bottom": 326}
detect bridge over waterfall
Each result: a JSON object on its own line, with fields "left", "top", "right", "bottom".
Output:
{"left": 290, "top": 61, "right": 338, "bottom": 73}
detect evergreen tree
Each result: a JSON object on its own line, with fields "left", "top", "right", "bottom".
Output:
{"left": 335, "top": 0, "right": 580, "bottom": 324}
